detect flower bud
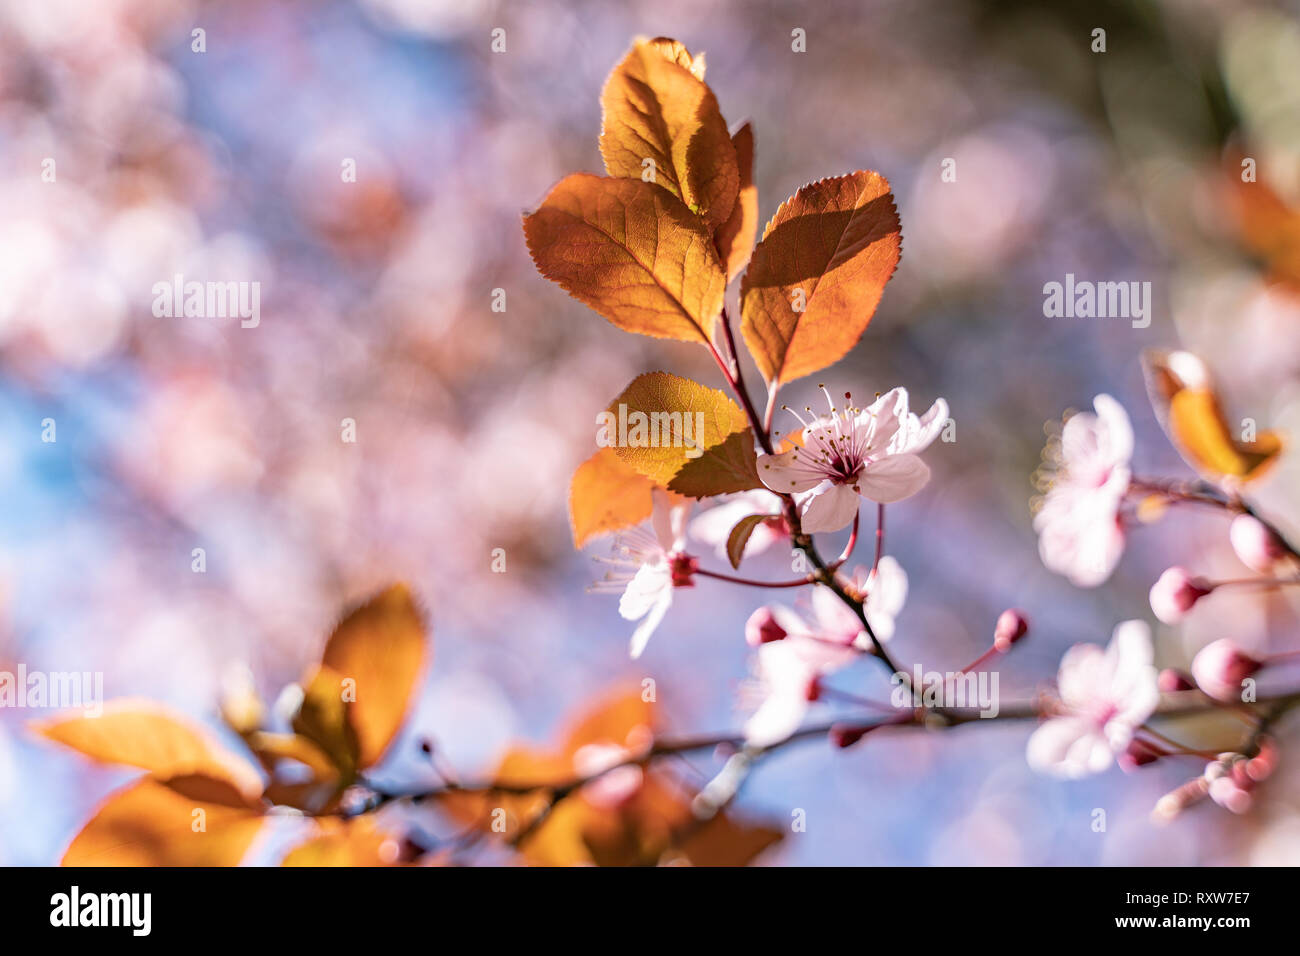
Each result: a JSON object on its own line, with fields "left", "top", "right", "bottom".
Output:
{"left": 1149, "top": 567, "right": 1211, "bottom": 624}
{"left": 1208, "top": 774, "right": 1253, "bottom": 814}
{"left": 744, "top": 606, "right": 788, "bottom": 646}
{"left": 1119, "top": 737, "right": 1161, "bottom": 772}
{"left": 1157, "top": 668, "right": 1195, "bottom": 693}
{"left": 829, "top": 723, "right": 871, "bottom": 749}
{"left": 1152, "top": 776, "right": 1210, "bottom": 824}
{"left": 1230, "top": 514, "right": 1288, "bottom": 574}
{"left": 993, "top": 609, "right": 1029, "bottom": 652}
{"left": 1246, "top": 736, "right": 1278, "bottom": 782}
{"left": 1190, "top": 639, "right": 1263, "bottom": 702}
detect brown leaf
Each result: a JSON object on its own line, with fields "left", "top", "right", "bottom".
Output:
{"left": 317, "top": 583, "right": 429, "bottom": 769}
{"left": 740, "top": 171, "right": 901, "bottom": 386}
{"left": 726, "top": 513, "right": 772, "bottom": 569}
{"left": 569, "top": 447, "right": 657, "bottom": 548}
{"left": 674, "top": 811, "right": 784, "bottom": 866}
{"left": 714, "top": 122, "right": 759, "bottom": 282}
{"left": 606, "top": 371, "right": 761, "bottom": 496}
{"left": 1142, "top": 350, "right": 1283, "bottom": 483}
{"left": 33, "top": 700, "right": 263, "bottom": 800}
{"left": 62, "top": 775, "right": 264, "bottom": 866}
{"left": 599, "top": 38, "right": 738, "bottom": 231}
{"left": 524, "top": 174, "right": 726, "bottom": 344}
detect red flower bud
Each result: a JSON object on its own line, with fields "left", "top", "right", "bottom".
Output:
{"left": 1191, "top": 639, "right": 1263, "bottom": 702}
{"left": 1148, "top": 567, "right": 1212, "bottom": 624}
{"left": 1230, "top": 514, "right": 1288, "bottom": 574}
{"left": 993, "top": 608, "right": 1029, "bottom": 652}
{"left": 1157, "top": 668, "right": 1195, "bottom": 693}
{"left": 829, "top": 723, "right": 871, "bottom": 748}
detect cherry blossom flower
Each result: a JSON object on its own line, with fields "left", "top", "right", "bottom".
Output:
{"left": 742, "top": 635, "right": 858, "bottom": 747}
{"left": 758, "top": 387, "right": 948, "bottom": 534}
{"left": 592, "top": 490, "right": 695, "bottom": 659}
{"left": 1026, "top": 620, "right": 1159, "bottom": 778}
{"left": 1033, "top": 394, "right": 1133, "bottom": 587}
{"left": 740, "top": 558, "right": 908, "bottom": 746}
{"left": 688, "top": 489, "right": 788, "bottom": 560}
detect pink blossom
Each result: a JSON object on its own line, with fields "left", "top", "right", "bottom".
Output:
{"left": 1026, "top": 620, "right": 1159, "bottom": 778}
{"left": 740, "top": 560, "right": 908, "bottom": 746}
{"left": 758, "top": 386, "right": 948, "bottom": 533}
{"left": 742, "top": 634, "right": 858, "bottom": 747}
{"left": 1034, "top": 394, "right": 1133, "bottom": 587}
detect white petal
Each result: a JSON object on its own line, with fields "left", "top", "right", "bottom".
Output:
{"left": 744, "top": 693, "right": 809, "bottom": 748}
{"left": 1106, "top": 620, "right": 1159, "bottom": 724}
{"left": 619, "top": 561, "right": 671, "bottom": 621}
{"left": 1026, "top": 716, "right": 1113, "bottom": 778}
{"left": 901, "top": 397, "right": 949, "bottom": 454}
{"left": 799, "top": 482, "right": 861, "bottom": 533}
{"left": 855, "top": 454, "right": 931, "bottom": 503}
{"left": 810, "top": 584, "right": 865, "bottom": 644}
{"left": 865, "top": 555, "right": 908, "bottom": 640}
{"left": 1055, "top": 642, "right": 1109, "bottom": 709}
{"left": 758, "top": 448, "right": 828, "bottom": 494}
{"left": 628, "top": 589, "right": 671, "bottom": 659}
{"left": 857, "top": 388, "right": 908, "bottom": 446}
{"left": 1092, "top": 393, "right": 1133, "bottom": 466}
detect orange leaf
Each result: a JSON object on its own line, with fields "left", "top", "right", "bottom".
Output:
{"left": 641, "top": 35, "right": 706, "bottom": 80}
{"left": 605, "top": 371, "right": 762, "bottom": 497}
{"left": 1142, "top": 350, "right": 1283, "bottom": 483}
{"left": 1224, "top": 154, "right": 1300, "bottom": 290}
{"left": 315, "top": 584, "right": 429, "bottom": 769}
{"left": 246, "top": 731, "right": 339, "bottom": 781}
{"left": 599, "top": 38, "right": 738, "bottom": 231}
{"left": 714, "top": 122, "right": 759, "bottom": 282}
{"left": 524, "top": 174, "right": 726, "bottom": 344}
{"left": 62, "top": 775, "right": 264, "bottom": 866}
{"left": 33, "top": 700, "right": 263, "bottom": 800}
{"left": 282, "top": 817, "right": 400, "bottom": 867}
{"left": 561, "top": 687, "right": 656, "bottom": 758}
{"left": 294, "top": 664, "right": 361, "bottom": 784}
{"left": 569, "top": 447, "right": 657, "bottom": 548}
{"left": 740, "top": 171, "right": 902, "bottom": 386}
